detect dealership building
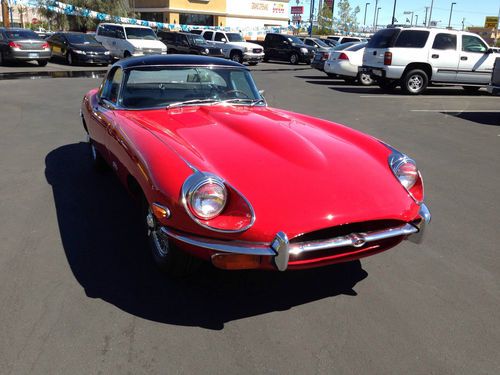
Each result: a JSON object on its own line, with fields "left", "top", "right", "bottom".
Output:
{"left": 132, "top": 0, "right": 290, "bottom": 28}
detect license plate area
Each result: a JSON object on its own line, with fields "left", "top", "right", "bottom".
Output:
{"left": 28, "top": 53, "right": 39, "bottom": 58}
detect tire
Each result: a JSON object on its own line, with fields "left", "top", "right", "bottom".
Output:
{"left": 123, "top": 51, "right": 132, "bottom": 59}
{"left": 230, "top": 51, "right": 243, "bottom": 64}
{"left": 37, "top": 59, "right": 48, "bottom": 67}
{"left": 263, "top": 56, "right": 269, "bottom": 62}
{"left": 462, "top": 86, "right": 481, "bottom": 93}
{"left": 248, "top": 61, "right": 258, "bottom": 66}
{"left": 377, "top": 78, "right": 399, "bottom": 91}
{"left": 145, "top": 205, "right": 201, "bottom": 277}
{"left": 0, "top": 51, "right": 4, "bottom": 66}
{"left": 289, "top": 53, "right": 299, "bottom": 65}
{"left": 357, "top": 72, "right": 373, "bottom": 86}
{"left": 401, "top": 69, "right": 428, "bottom": 95}
{"left": 88, "top": 137, "right": 108, "bottom": 171}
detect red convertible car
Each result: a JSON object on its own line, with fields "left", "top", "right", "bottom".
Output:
{"left": 80, "top": 55, "right": 430, "bottom": 275}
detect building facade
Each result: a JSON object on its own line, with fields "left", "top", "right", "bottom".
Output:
{"left": 132, "top": 0, "right": 289, "bottom": 28}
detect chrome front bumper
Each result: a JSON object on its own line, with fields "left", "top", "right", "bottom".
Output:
{"left": 162, "top": 204, "right": 431, "bottom": 271}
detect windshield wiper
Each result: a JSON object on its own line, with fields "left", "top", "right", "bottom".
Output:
{"left": 222, "top": 98, "right": 266, "bottom": 106}
{"left": 166, "top": 98, "right": 220, "bottom": 109}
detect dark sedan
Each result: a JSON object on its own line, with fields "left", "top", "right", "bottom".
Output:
{"left": 47, "top": 32, "right": 112, "bottom": 66}
{"left": 157, "top": 31, "right": 224, "bottom": 58}
{"left": 0, "top": 28, "right": 51, "bottom": 66}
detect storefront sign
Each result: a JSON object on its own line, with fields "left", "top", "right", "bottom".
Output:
{"left": 485, "top": 16, "right": 499, "bottom": 29}
{"left": 291, "top": 6, "right": 304, "bottom": 15}
{"left": 227, "top": 0, "right": 288, "bottom": 18}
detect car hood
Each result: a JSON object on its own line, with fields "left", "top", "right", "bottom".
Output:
{"left": 227, "top": 41, "right": 263, "bottom": 49}
{"left": 127, "top": 39, "right": 166, "bottom": 49}
{"left": 70, "top": 43, "right": 107, "bottom": 52}
{"left": 119, "top": 106, "right": 419, "bottom": 240}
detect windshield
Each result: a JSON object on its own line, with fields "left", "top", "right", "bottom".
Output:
{"left": 313, "top": 39, "right": 329, "bottom": 47}
{"left": 6, "top": 30, "right": 40, "bottom": 40}
{"left": 332, "top": 42, "right": 358, "bottom": 50}
{"left": 125, "top": 27, "right": 157, "bottom": 40}
{"left": 121, "top": 67, "right": 262, "bottom": 109}
{"left": 287, "top": 36, "right": 304, "bottom": 45}
{"left": 189, "top": 34, "right": 207, "bottom": 45}
{"left": 226, "top": 33, "right": 245, "bottom": 42}
{"left": 66, "top": 33, "right": 99, "bottom": 45}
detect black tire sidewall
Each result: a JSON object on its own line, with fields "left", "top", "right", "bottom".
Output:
{"left": 290, "top": 53, "right": 299, "bottom": 65}
{"left": 230, "top": 51, "right": 243, "bottom": 63}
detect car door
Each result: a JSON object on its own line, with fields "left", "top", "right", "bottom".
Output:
{"left": 458, "top": 34, "right": 496, "bottom": 84}
{"left": 48, "top": 34, "right": 62, "bottom": 57}
{"left": 213, "top": 32, "right": 231, "bottom": 56}
{"left": 428, "top": 32, "right": 459, "bottom": 82}
{"left": 276, "top": 35, "right": 290, "bottom": 61}
{"left": 178, "top": 34, "right": 189, "bottom": 53}
{"left": 88, "top": 67, "right": 122, "bottom": 163}
{"left": 96, "top": 25, "right": 111, "bottom": 51}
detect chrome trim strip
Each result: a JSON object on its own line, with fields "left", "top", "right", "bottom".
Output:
{"left": 160, "top": 227, "right": 275, "bottom": 256}
{"left": 289, "top": 223, "right": 418, "bottom": 255}
{"left": 408, "top": 203, "right": 431, "bottom": 244}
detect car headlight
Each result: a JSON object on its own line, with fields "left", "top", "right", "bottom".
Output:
{"left": 388, "top": 151, "right": 424, "bottom": 202}
{"left": 204, "top": 48, "right": 209, "bottom": 54}
{"left": 104, "top": 51, "right": 110, "bottom": 55}
{"left": 73, "top": 50, "right": 86, "bottom": 55}
{"left": 187, "top": 178, "right": 227, "bottom": 220}
{"left": 134, "top": 47, "right": 143, "bottom": 52}
{"left": 300, "top": 47, "right": 308, "bottom": 54}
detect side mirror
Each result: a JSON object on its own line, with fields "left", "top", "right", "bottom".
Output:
{"left": 221, "top": 38, "right": 227, "bottom": 43}
{"left": 487, "top": 48, "right": 494, "bottom": 54}
{"left": 258, "top": 89, "right": 265, "bottom": 98}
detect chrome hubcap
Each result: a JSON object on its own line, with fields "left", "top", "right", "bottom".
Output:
{"left": 408, "top": 75, "right": 423, "bottom": 92}
{"left": 291, "top": 55, "right": 297, "bottom": 63}
{"left": 148, "top": 210, "right": 169, "bottom": 258}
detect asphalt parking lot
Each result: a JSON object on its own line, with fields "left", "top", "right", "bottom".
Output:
{"left": 0, "top": 63, "right": 499, "bottom": 374}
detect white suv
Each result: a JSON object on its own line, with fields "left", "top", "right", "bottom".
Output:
{"left": 362, "top": 27, "right": 496, "bottom": 94}
{"left": 95, "top": 23, "right": 167, "bottom": 59}
{"left": 200, "top": 30, "right": 264, "bottom": 65}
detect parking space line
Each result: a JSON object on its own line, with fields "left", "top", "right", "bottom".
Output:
{"left": 411, "top": 109, "right": 500, "bottom": 112}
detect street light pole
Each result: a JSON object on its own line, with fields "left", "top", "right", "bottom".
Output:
{"left": 364, "top": 2, "right": 370, "bottom": 26}
{"left": 309, "top": 0, "right": 315, "bottom": 36}
{"left": 373, "top": 0, "right": 378, "bottom": 30}
{"left": 375, "top": 7, "right": 381, "bottom": 28}
{"left": 391, "top": 0, "right": 397, "bottom": 26}
{"left": 415, "top": 14, "right": 419, "bottom": 26}
{"left": 448, "top": 2, "right": 456, "bottom": 29}
{"left": 428, "top": 0, "right": 434, "bottom": 27}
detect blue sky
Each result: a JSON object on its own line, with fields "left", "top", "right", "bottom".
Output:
{"left": 292, "top": 0, "right": 500, "bottom": 29}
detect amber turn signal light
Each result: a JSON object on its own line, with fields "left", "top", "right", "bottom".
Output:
{"left": 151, "top": 203, "right": 170, "bottom": 220}
{"left": 211, "top": 253, "right": 261, "bottom": 270}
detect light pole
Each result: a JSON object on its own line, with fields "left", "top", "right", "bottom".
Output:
{"left": 375, "top": 7, "right": 381, "bottom": 29}
{"left": 309, "top": 0, "right": 315, "bottom": 36}
{"left": 428, "top": 0, "right": 434, "bottom": 27}
{"left": 373, "top": 0, "right": 378, "bottom": 30}
{"left": 404, "top": 11, "right": 414, "bottom": 26}
{"left": 415, "top": 14, "right": 419, "bottom": 26}
{"left": 364, "top": 2, "right": 370, "bottom": 26}
{"left": 391, "top": 0, "right": 397, "bottom": 26}
{"left": 448, "top": 2, "right": 456, "bottom": 29}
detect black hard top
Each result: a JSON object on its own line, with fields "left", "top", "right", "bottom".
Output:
{"left": 116, "top": 55, "right": 246, "bottom": 70}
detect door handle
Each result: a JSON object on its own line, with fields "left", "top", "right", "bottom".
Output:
{"left": 431, "top": 54, "right": 439, "bottom": 59}
{"left": 461, "top": 56, "right": 468, "bottom": 61}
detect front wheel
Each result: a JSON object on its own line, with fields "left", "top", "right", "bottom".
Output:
{"left": 357, "top": 72, "right": 373, "bottom": 86}
{"left": 0, "top": 51, "right": 4, "bottom": 66}
{"left": 289, "top": 53, "right": 299, "bottom": 65}
{"left": 37, "top": 59, "right": 48, "bottom": 67}
{"left": 401, "top": 69, "right": 428, "bottom": 95}
{"left": 230, "top": 51, "right": 243, "bottom": 64}
{"left": 123, "top": 51, "right": 132, "bottom": 59}
{"left": 145, "top": 206, "right": 201, "bottom": 277}
{"left": 248, "top": 61, "right": 258, "bottom": 66}
{"left": 66, "top": 52, "right": 73, "bottom": 66}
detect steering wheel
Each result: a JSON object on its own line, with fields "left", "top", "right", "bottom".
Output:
{"left": 223, "top": 89, "right": 251, "bottom": 99}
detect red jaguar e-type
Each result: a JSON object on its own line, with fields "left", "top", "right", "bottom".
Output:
{"left": 80, "top": 55, "right": 430, "bottom": 276}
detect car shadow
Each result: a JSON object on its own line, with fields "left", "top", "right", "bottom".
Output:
{"left": 45, "top": 143, "right": 368, "bottom": 330}
{"left": 329, "top": 86, "right": 492, "bottom": 96}
{"left": 444, "top": 111, "right": 500, "bottom": 126}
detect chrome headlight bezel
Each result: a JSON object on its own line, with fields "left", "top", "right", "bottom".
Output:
{"left": 182, "top": 173, "right": 227, "bottom": 221}
{"left": 300, "top": 47, "right": 308, "bottom": 54}
{"left": 73, "top": 49, "right": 86, "bottom": 55}
{"left": 388, "top": 151, "right": 424, "bottom": 203}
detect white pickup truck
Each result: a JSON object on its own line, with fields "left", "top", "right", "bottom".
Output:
{"left": 200, "top": 30, "right": 264, "bottom": 65}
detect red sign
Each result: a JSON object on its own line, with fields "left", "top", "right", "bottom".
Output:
{"left": 291, "top": 6, "right": 304, "bottom": 15}
{"left": 325, "top": 0, "right": 334, "bottom": 7}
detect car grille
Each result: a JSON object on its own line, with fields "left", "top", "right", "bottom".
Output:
{"left": 288, "top": 219, "right": 407, "bottom": 263}
{"left": 17, "top": 41, "right": 45, "bottom": 50}
{"left": 85, "top": 51, "right": 106, "bottom": 56}
{"left": 143, "top": 48, "right": 164, "bottom": 54}
{"left": 252, "top": 48, "right": 263, "bottom": 53}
